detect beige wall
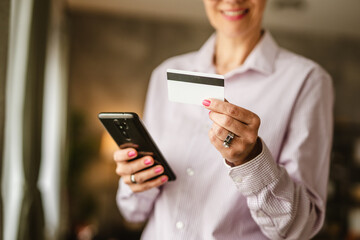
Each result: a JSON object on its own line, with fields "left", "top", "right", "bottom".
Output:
{"left": 67, "top": 0, "right": 360, "bottom": 37}
{"left": 68, "top": 13, "right": 213, "bottom": 135}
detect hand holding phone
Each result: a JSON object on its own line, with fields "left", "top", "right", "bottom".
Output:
{"left": 113, "top": 147, "right": 169, "bottom": 192}
{"left": 98, "top": 112, "right": 176, "bottom": 191}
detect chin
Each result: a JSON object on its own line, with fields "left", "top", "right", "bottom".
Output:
{"left": 219, "top": 28, "right": 249, "bottom": 39}
{"left": 219, "top": 24, "right": 261, "bottom": 40}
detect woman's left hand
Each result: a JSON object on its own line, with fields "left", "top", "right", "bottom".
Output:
{"left": 203, "top": 98, "right": 262, "bottom": 167}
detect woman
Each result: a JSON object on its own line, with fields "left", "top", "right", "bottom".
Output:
{"left": 114, "top": 0, "right": 334, "bottom": 239}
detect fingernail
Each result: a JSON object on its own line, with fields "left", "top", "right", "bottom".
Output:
{"left": 128, "top": 151, "right": 136, "bottom": 157}
{"left": 154, "top": 166, "right": 163, "bottom": 173}
{"left": 161, "top": 176, "right": 168, "bottom": 183}
{"left": 209, "top": 111, "right": 211, "bottom": 115}
{"left": 202, "top": 99, "right": 211, "bottom": 107}
{"left": 144, "top": 158, "right": 152, "bottom": 165}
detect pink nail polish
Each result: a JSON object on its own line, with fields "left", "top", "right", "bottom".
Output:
{"left": 128, "top": 151, "right": 136, "bottom": 157}
{"left": 202, "top": 99, "right": 211, "bottom": 107}
{"left": 161, "top": 176, "right": 168, "bottom": 183}
{"left": 144, "top": 158, "right": 152, "bottom": 165}
{"left": 154, "top": 167, "right": 163, "bottom": 173}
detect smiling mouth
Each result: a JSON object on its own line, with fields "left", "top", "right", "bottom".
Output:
{"left": 222, "top": 9, "right": 249, "bottom": 17}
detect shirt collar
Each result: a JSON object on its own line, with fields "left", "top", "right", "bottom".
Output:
{"left": 194, "top": 30, "right": 279, "bottom": 76}
{"left": 193, "top": 34, "right": 217, "bottom": 73}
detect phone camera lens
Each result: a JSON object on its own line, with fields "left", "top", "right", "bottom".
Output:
{"left": 113, "top": 119, "right": 120, "bottom": 126}
{"left": 119, "top": 121, "right": 129, "bottom": 130}
{"left": 122, "top": 131, "right": 130, "bottom": 139}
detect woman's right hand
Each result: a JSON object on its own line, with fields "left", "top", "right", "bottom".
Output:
{"left": 114, "top": 148, "right": 168, "bottom": 193}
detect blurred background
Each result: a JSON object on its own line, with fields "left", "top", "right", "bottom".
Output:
{"left": 1, "top": 0, "right": 360, "bottom": 239}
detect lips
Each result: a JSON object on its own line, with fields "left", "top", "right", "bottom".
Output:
{"left": 221, "top": 9, "right": 249, "bottom": 20}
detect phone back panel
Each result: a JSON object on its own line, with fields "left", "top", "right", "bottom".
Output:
{"left": 98, "top": 112, "right": 176, "bottom": 181}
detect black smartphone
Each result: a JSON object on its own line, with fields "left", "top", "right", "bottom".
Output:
{"left": 98, "top": 112, "right": 176, "bottom": 181}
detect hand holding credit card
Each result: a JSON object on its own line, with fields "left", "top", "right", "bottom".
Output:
{"left": 167, "top": 69, "right": 224, "bottom": 105}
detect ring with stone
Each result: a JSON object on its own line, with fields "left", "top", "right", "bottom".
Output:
{"left": 223, "top": 132, "right": 235, "bottom": 148}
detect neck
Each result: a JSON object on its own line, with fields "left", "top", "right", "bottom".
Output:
{"left": 214, "top": 30, "right": 262, "bottom": 75}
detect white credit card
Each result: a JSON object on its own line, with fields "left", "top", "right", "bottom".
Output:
{"left": 167, "top": 69, "right": 224, "bottom": 105}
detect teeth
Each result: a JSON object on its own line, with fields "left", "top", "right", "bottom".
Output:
{"left": 223, "top": 10, "right": 246, "bottom": 16}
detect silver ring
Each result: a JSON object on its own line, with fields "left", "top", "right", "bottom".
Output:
{"left": 130, "top": 174, "right": 137, "bottom": 184}
{"left": 223, "top": 132, "right": 235, "bottom": 148}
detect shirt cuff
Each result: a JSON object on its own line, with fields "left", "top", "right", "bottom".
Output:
{"left": 228, "top": 139, "right": 281, "bottom": 196}
{"left": 118, "top": 178, "right": 134, "bottom": 198}
{"left": 117, "top": 177, "right": 160, "bottom": 200}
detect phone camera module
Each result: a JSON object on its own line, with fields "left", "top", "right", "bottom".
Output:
{"left": 116, "top": 121, "right": 131, "bottom": 140}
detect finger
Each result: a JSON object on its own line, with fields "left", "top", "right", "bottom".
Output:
{"left": 209, "top": 125, "right": 242, "bottom": 150}
{"left": 204, "top": 98, "right": 259, "bottom": 126}
{"left": 124, "top": 165, "right": 165, "bottom": 185}
{"left": 209, "top": 124, "right": 227, "bottom": 142}
{"left": 210, "top": 122, "right": 250, "bottom": 143}
{"left": 115, "top": 155, "right": 154, "bottom": 176}
{"left": 209, "top": 114, "right": 251, "bottom": 139}
{"left": 209, "top": 125, "right": 260, "bottom": 164}
{"left": 210, "top": 112, "right": 259, "bottom": 144}
{"left": 208, "top": 129, "right": 247, "bottom": 160}
{"left": 212, "top": 118, "right": 258, "bottom": 148}
{"left": 113, "top": 148, "right": 138, "bottom": 162}
{"left": 131, "top": 175, "right": 169, "bottom": 193}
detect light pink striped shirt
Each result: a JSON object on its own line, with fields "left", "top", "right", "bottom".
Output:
{"left": 117, "top": 31, "right": 334, "bottom": 239}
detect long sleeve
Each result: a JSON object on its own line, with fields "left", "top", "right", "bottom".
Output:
{"left": 116, "top": 178, "right": 160, "bottom": 222}
{"left": 229, "top": 67, "right": 334, "bottom": 239}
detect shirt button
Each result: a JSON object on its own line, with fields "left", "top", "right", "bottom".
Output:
{"left": 186, "top": 168, "right": 194, "bottom": 176}
{"left": 235, "top": 176, "right": 243, "bottom": 183}
{"left": 257, "top": 210, "right": 266, "bottom": 218}
{"left": 176, "top": 221, "right": 184, "bottom": 229}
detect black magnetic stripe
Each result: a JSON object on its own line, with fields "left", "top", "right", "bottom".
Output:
{"left": 167, "top": 72, "right": 224, "bottom": 87}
